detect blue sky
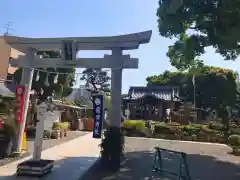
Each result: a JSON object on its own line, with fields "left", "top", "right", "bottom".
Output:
{"left": 0, "top": 0, "right": 239, "bottom": 93}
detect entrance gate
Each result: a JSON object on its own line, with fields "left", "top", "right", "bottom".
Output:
{"left": 5, "top": 30, "right": 152, "bottom": 156}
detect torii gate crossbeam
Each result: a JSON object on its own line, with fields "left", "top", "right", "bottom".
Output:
{"left": 4, "top": 30, "right": 152, "bottom": 157}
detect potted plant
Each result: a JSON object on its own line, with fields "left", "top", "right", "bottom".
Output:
{"left": 51, "top": 122, "right": 61, "bottom": 139}
{"left": 0, "top": 116, "right": 18, "bottom": 157}
{"left": 51, "top": 130, "right": 59, "bottom": 139}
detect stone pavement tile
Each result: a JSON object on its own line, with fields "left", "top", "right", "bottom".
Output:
{"left": 0, "top": 133, "right": 101, "bottom": 180}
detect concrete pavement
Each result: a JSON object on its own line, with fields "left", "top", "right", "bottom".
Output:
{"left": 0, "top": 132, "right": 101, "bottom": 180}
{"left": 0, "top": 131, "right": 88, "bottom": 166}
{"left": 81, "top": 137, "right": 240, "bottom": 180}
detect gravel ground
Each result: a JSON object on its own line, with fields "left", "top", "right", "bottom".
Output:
{"left": 81, "top": 137, "right": 240, "bottom": 180}
{"left": 0, "top": 131, "right": 88, "bottom": 166}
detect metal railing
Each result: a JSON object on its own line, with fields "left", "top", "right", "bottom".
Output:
{"left": 152, "top": 147, "right": 191, "bottom": 180}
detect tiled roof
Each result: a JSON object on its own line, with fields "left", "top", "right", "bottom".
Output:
{"left": 130, "top": 91, "right": 174, "bottom": 101}
{"left": 127, "top": 86, "right": 180, "bottom": 101}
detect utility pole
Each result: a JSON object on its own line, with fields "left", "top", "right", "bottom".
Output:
{"left": 192, "top": 74, "right": 197, "bottom": 121}
{"left": 4, "top": 22, "right": 14, "bottom": 35}
{"left": 192, "top": 74, "right": 196, "bottom": 108}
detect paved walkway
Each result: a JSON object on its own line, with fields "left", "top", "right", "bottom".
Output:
{"left": 81, "top": 137, "right": 240, "bottom": 180}
{"left": 26, "top": 131, "right": 88, "bottom": 154}
{"left": 0, "top": 131, "right": 88, "bottom": 166}
{"left": 0, "top": 132, "right": 101, "bottom": 180}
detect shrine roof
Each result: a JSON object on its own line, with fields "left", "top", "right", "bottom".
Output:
{"left": 125, "top": 86, "right": 180, "bottom": 101}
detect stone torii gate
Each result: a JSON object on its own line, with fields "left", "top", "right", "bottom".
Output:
{"left": 5, "top": 30, "right": 152, "bottom": 152}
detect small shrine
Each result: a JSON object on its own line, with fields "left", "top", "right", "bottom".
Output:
{"left": 122, "top": 85, "right": 181, "bottom": 120}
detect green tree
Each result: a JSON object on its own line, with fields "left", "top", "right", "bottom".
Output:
{"left": 80, "top": 68, "right": 110, "bottom": 94}
{"left": 146, "top": 66, "right": 238, "bottom": 111}
{"left": 13, "top": 51, "right": 75, "bottom": 99}
{"left": 157, "top": 0, "right": 240, "bottom": 70}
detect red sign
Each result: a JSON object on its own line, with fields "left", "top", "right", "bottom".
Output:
{"left": 15, "top": 86, "right": 25, "bottom": 125}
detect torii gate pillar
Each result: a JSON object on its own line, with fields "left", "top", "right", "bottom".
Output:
{"left": 110, "top": 48, "right": 123, "bottom": 127}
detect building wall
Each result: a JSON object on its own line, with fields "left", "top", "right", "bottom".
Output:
{"left": 0, "top": 36, "right": 24, "bottom": 80}
{"left": 0, "top": 37, "right": 11, "bottom": 79}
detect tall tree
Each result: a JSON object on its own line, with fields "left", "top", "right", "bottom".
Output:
{"left": 13, "top": 51, "right": 75, "bottom": 99}
{"left": 80, "top": 68, "right": 110, "bottom": 94}
{"left": 157, "top": 0, "right": 240, "bottom": 70}
{"left": 146, "top": 66, "right": 238, "bottom": 111}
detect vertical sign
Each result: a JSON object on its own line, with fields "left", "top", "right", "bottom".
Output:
{"left": 15, "top": 86, "right": 25, "bottom": 125}
{"left": 92, "top": 94, "right": 103, "bottom": 138}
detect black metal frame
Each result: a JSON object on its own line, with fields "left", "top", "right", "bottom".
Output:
{"left": 152, "top": 147, "right": 191, "bottom": 180}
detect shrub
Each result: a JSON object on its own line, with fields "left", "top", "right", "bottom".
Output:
{"left": 230, "top": 128, "right": 240, "bottom": 135}
{"left": 124, "top": 120, "right": 145, "bottom": 131}
{"left": 190, "top": 123, "right": 204, "bottom": 129}
{"left": 230, "top": 123, "right": 239, "bottom": 128}
{"left": 167, "top": 122, "right": 180, "bottom": 126}
{"left": 2, "top": 116, "right": 18, "bottom": 138}
{"left": 59, "top": 122, "right": 69, "bottom": 130}
{"left": 149, "top": 121, "right": 160, "bottom": 126}
{"left": 52, "top": 122, "right": 61, "bottom": 130}
{"left": 208, "top": 122, "right": 226, "bottom": 131}
{"left": 100, "top": 127, "right": 124, "bottom": 171}
{"left": 182, "top": 125, "right": 200, "bottom": 136}
{"left": 200, "top": 126, "right": 215, "bottom": 134}
{"left": 154, "top": 122, "right": 176, "bottom": 135}
{"left": 228, "top": 134, "right": 240, "bottom": 153}
{"left": 228, "top": 135, "right": 240, "bottom": 147}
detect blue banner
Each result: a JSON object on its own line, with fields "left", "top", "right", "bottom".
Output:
{"left": 92, "top": 94, "right": 104, "bottom": 138}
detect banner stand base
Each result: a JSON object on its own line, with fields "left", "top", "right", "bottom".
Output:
{"left": 16, "top": 159, "right": 54, "bottom": 177}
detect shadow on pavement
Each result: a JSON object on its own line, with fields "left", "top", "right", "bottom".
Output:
{"left": 0, "top": 156, "right": 98, "bottom": 180}
{"left": 81, "top": 150, "right": 240, "bottom": 180}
